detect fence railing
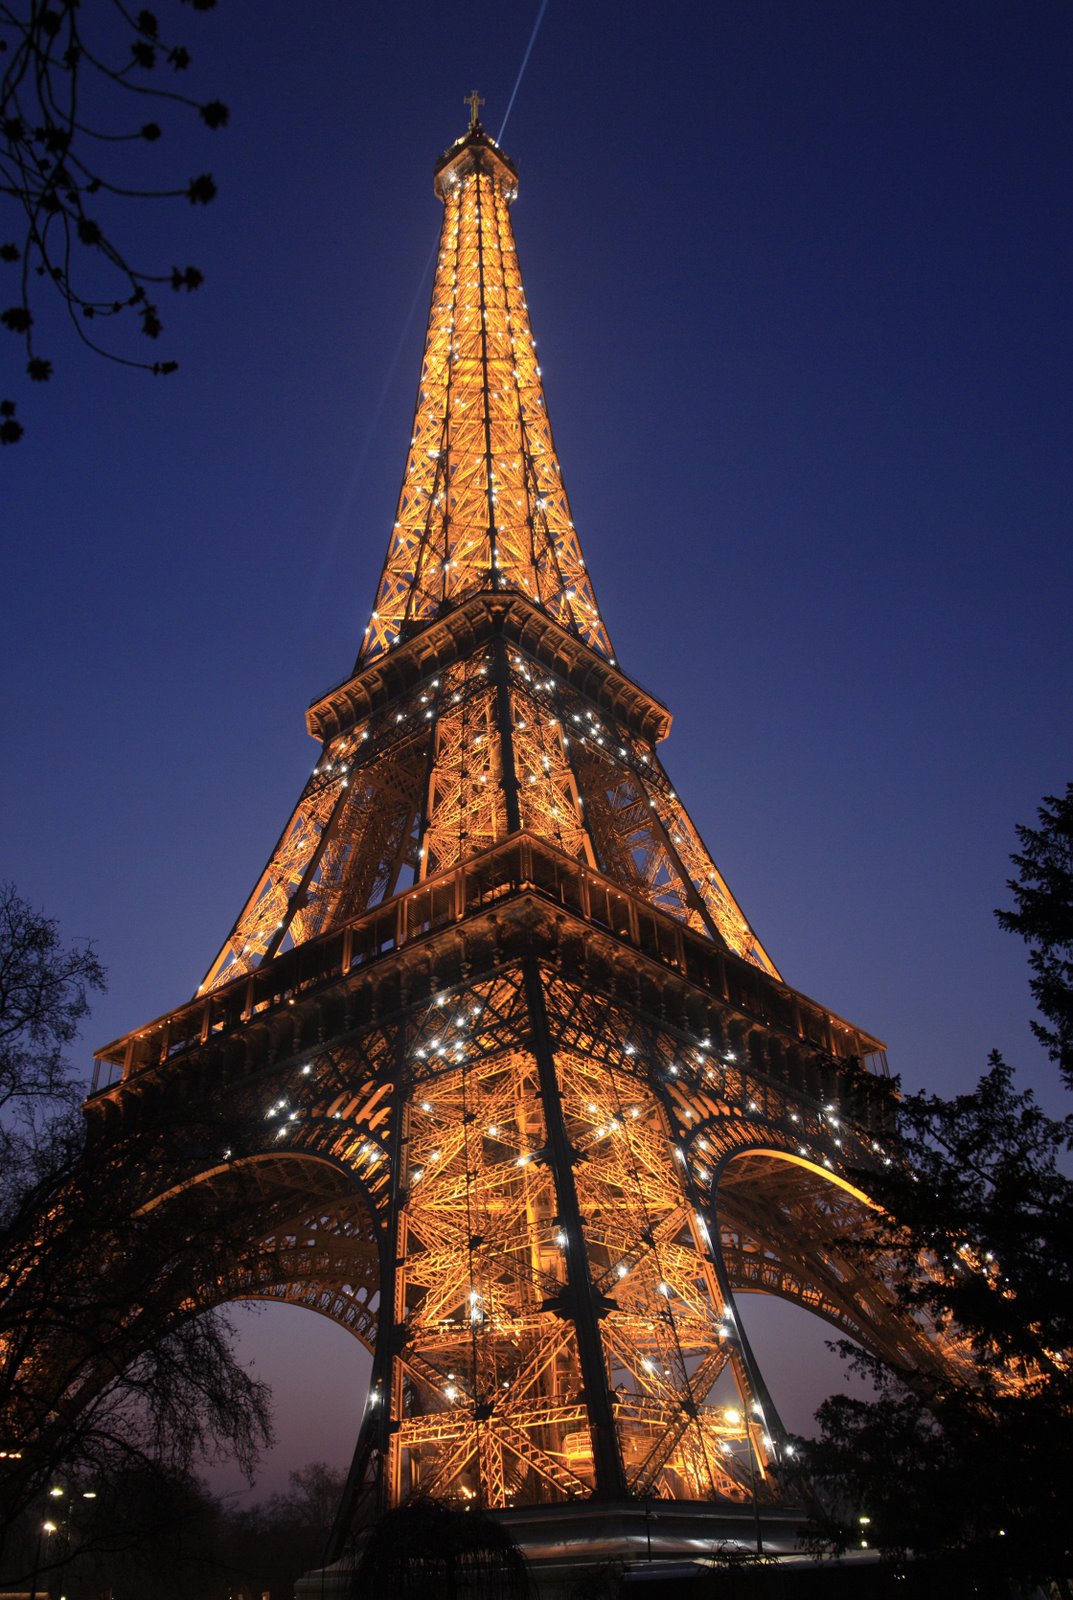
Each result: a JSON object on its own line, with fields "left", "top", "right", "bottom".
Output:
{"left": 91, "top": 833, "right": 886, "bottom": 1092}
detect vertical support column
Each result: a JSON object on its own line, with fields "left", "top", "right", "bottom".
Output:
{"left": 492, "top": 628, "right": 523, "bottom": 834}
{"left": 380, "top": 1033, "right": 412, "bottom": 1512}
{"left": 703, "top": 1205, "right": 790, "bottom": 1463}
{"left": 546, "top": 677, "right": 599, "bottom": 871}
{"left": 414, "top": 679, "right": 443, "bottom": 884}
{"left": 522, "top": 957, "right": 627, "bottom": 1499}
{"left": 325, "top": 1039, "right": 410, "bottom": 1556}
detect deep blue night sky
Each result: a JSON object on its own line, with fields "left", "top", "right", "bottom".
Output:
{"left": 4, "top": 1, "right": 1072, "bottom": 1498}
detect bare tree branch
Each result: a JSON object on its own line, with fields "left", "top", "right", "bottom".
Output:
{"left": 1, "top": 0, "right": 228, "bottom": 442}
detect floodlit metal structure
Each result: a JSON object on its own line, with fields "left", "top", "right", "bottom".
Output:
{"left": 88, "top": 112, "right": 941, "bottom": 1566}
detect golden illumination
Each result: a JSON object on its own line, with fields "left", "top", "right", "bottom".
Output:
{"left": 83, "top": 121, "right": 939, "bottom": 1545}
{"left": 379, "top": 978, "right": 766, "bottom": 1505}
{"left": 198, "top": 125, "right": 776, "bottom": 996}
{"left": 361, "top": 131, "right": 609, "bottom": 665}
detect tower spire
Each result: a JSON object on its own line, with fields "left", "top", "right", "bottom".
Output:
{"left": 358, "top": 122, "right": 612, "bottom": 667}
{"left": 196, "top": 123, "right": 778, "bottom": 994}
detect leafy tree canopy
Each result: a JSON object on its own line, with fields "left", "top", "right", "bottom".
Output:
{"left": 996, "top": 781, "right": 1073, "bottom": 1090}
{"left": 799, "top": 788, "right": 1073, "bottom": 1590}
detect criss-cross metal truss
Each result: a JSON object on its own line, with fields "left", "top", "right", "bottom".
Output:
{"left": 198, "top": 123, "right": 778, "bottom": 999}
{"left": 81, "top": 119, "right": 958, "bottom": 1561}
{"left": 199, "top": 609, "right": 777, "bottom": 993}
{"left": 91, "top": 870, "right": 938, "bottom": 1531}
{"left": 361, "top": 127, "right": 608, "bottom": 666}
{"left": 361, "top": 971, "right": 904, "bottom": 1512}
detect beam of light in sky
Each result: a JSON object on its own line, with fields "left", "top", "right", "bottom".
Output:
{"left": 305, "top": 3, "right": 549, "bottom": 638}
{"left": 299, "top": 238, "right": 438, "bottom": 636}
{"left": 498, "top": 0, "right": 550, "bottom": 144}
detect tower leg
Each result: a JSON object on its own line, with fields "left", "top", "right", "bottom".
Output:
{"left": 522, "top": 958, "right": 627, "bottom": 1500}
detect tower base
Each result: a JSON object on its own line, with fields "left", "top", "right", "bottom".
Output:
{"left": 499, "top": 1498, "right": 806, "bottom": 1566}
{"left": 295, "top": 1500, "right": 808, "bottom": 1599}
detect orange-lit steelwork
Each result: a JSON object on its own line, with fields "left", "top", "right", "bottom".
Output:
{"left": 199, "top": 122, "right": 775, "bottom": 998}
{"left": 82, "top": 116, "right": 953, "bottom": 1569}
{"left": 361, "top": 126, "right": 609, "bottom": 666}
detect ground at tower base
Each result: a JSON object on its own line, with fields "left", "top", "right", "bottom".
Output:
{"left": 296, "top": 1501, "right": 1058, "bottom": 1600}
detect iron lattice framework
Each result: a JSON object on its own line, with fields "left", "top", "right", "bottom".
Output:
{"left": 81, "top": 118, "right": 952, "bottom": 1559}
{"left": 360, "top": 127, "right": 609, "bottom": 665}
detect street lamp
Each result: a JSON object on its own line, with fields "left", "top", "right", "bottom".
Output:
{"left": 34, "top": 1480, "right": 95, "bottom": 1595}
{"left": 30, "top": 1520, "right": 57, "bottom": 1600}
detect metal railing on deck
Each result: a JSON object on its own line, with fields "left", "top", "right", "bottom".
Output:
{"left": 91, "top": 834, "right": 885, "bottom": 1092}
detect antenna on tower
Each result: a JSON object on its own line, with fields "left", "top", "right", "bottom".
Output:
{"left": 465, "top": 89, "right": 485, "bottom": 130}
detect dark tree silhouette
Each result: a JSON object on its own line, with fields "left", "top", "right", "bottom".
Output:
{"left": 799, "top": 791, "right": 1073, "bottom": 1590}
{"left": 352, "top": 1498, "right": 532, "bottom": 1600}
{"left": 2, "top": 1458, "right": 360, "bottom": 1600}
{"left": 800, "top": 1059, "right": 1073, "bottom": 1580}
{"left": 996, "top": 781, "right": 1073, "bottom": 1091}
{"left": 0, "top": 1459, "right": 227, "bottom": 1600}
{"left": 208, "top": 1462, "right": 349, "bottom": 1600}
{"left": 0, "top": 885, "right": 272, "bottom": 1566}
{"left": 0, "top": 880, "right": 104, "bottom": 1174}
{"left": 0, "top": 1105, "right": 275, "bottom": 1545}
{"left": 1, "top": 0, "right": 228, "bottom": 443}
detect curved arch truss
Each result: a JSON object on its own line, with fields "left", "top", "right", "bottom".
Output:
{"left": 140, "top": 1151, "right": 384, "bottom": 1349}
{"left": 714, "top": 1151, "right": 938, "bottom": 1369}
{"left": 82, "top": 893, "right": 930, "bottom": 1546}
{"left": 211, "top": 957, "right": 936, "bottom": 1522}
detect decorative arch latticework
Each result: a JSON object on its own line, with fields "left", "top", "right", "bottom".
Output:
{"left": 240, "top": 959, "right": 938, "bottom": 1522}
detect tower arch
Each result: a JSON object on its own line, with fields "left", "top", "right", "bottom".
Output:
{"left": 138, "top": 1151, "right": 385, "bottom": 1353}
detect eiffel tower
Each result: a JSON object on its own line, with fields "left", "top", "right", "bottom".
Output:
{"left": 88, "top": 108, "right": 935, "bottom": 1571}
